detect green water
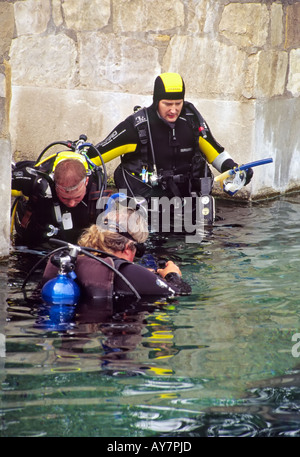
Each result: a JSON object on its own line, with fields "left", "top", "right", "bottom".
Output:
{"left": 1, "top": 195, "right": 300, "bottom": 437}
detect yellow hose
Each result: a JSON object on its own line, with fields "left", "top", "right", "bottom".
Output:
{"left": 10, "top": 198, "right": 19, "bottom": 236}
{"left": 214, "top": 169, "right": 234, "bottom": 183}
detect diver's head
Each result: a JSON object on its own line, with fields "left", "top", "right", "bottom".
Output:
{"left": 78, "top": 207, "right": 149, "bottom": 260}
{"left": 153, "top": 72, "right": 185, "bottom": 122}
{"left": 54, "top": 158, "right": 89, "bottom": 208}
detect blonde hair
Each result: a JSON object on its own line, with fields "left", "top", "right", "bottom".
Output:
{"left": 78, "top": 207, "right": 148, "bottom": 254}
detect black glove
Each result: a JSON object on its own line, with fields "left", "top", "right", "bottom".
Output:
{"left": 244, "top": 167, "right": 253, "bottom": 185}
{"left": 221, "top": 159, "right": 238, "bottom": 173}
{"left": 221, "top": 159, "right": 253, "bottom": 187}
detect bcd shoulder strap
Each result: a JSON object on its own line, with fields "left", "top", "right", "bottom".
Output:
{"left": 132, "top": 103, "right": 208, "bottom": 152}
{"left": 131, "top": 107, "right": 149, "bottom": 166}
{"left": 183, "top": 101, "right": 208, "bottom": 138}
{"left": 130, "top": 103, "right": 210, "bottom": 185}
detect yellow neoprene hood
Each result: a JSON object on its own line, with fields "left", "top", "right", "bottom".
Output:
{"left": 153, "top": 73, "right": 185, "bottom": 102}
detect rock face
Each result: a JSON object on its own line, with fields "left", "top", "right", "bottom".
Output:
{"left": 1, "top": 0, "right": 300, "bottom": 208}
{"left": 0, "top": 2, "right": 14, "bottom": 256}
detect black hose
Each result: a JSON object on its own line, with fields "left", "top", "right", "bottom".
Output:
{"left": 34, "top": 137, "right": 108, "bottom": 207}
{"left": 21, "top": 246, "right": 67, "bottom": 290}
{"left": 85, "top": 143, "right": 108, "bottom": 191}
{"left": 78, "top": 249, "right": 141, "bottom": 300}
{"left": 78, "top": 143, "right": 108, "bottom": 204}
{"left": 35, "top": 141, "right": 73, "bottom": 164}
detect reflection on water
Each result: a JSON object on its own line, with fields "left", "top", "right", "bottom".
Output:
{"left": 1, "top": 195, "right": 300, "bottom": 437}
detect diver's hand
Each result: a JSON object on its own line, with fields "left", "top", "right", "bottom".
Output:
{"left": 157, "top": 260, "right": 182, "bottom": 278}
{"left": 245, "top": 167, "right": 253, "bottom": 185}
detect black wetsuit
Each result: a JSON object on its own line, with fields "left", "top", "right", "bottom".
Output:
{"left": 94, "top": 102, "right": 237, "bottom": 199}
{"left": 12, "top": 157, "right": 104, "bottom": 247}
{"left": 42, "top": 255, "right": 191, "bottom": 300}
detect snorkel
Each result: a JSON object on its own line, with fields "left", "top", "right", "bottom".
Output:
{"left": 214, "top": 158, "right": 273, "bottom": 196}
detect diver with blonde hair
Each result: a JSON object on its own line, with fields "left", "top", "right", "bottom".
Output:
{"left": 42, "top": 207, "right": 191, "bottom": 300}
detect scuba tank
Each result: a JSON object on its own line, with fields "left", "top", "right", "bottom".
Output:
{"left": 41, "top": 246, "right": 81, "bottom": 305}
{"left": 41, "top": 273, "right": 80, "bottom": 306}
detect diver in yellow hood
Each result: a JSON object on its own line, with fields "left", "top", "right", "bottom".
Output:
{"left": 92, "top": 73, "right": 253, "bottom": 225}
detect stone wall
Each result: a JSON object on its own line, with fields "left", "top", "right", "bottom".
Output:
{"left": 4, "top": 0, "right": 300, "bottom": 202}
{"left": 0, "top": 2, "right": 14, "bottom": 256}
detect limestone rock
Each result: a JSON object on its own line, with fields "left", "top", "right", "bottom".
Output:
{"left": 255, "top": 51, "right": 288, "bottom": 98}
{"left": 285, "top": 3, "right": 300, "bottom": 49}
{"left": 112, "top": 0, "right": 184, "bottom": 32}
{"left": 0, "top": 2, "right": 14, "bottom": 57}
{"left": 219, "top": 3, "right": 269, "bottom": 48}
{"left": 62, "top": 0, "right": 110, "bottom": 31}
{"left": 287, "top": 49, "right": 300, "bottom": 97}
{"left": 14, "top": 0, "right": 51, "bottom": 36}
{"left": 270, "top": 3, "right": 283, "bottom": 47}
{"left": 9, "top": 34, "right": 77, "bottom": 89}
{"left": 163, "top": 36, "right": 247, "bottom": 99}
{"left": 78, "top": 33, "right": 160, "bottom": 93}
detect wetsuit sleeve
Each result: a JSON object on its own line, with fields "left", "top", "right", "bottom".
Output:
{"left": 13, "top": 174, "right": 56, "bottom": 245}
{"left": 164, "top": 272, "right": 192, "bottom": 295}
{"left": 89, "top": 117, "right": 140, "bottom": 166}
{"left": 115, "top": 263, "right": 191, "bottom": 297}
{"left": 12, "top": 163, "right": 39, "bottom": 197}
{"left": 198, "top": 122, "right": 237, "bottom": 173}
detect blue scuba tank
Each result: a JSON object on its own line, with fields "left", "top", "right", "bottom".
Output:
{"left": 41, "top": 248, "right": 81, "bottom": 305}
{"left": 41, "top": 270, "right": 80, "bottom": 305}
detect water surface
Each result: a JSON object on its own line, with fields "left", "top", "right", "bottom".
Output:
{"left": 1, "top": 195, "right": 300, "bottom": 437}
